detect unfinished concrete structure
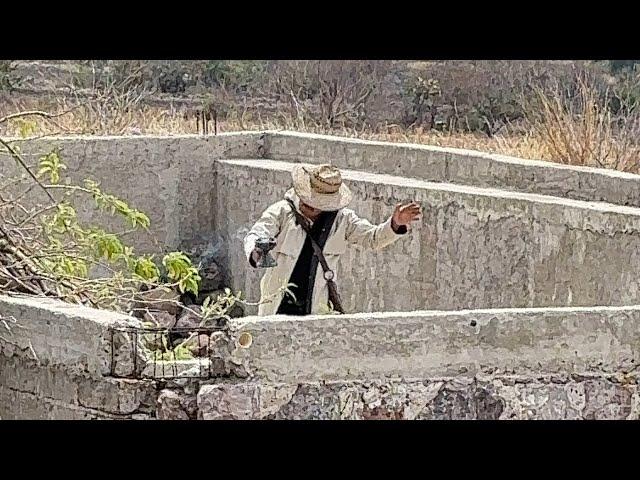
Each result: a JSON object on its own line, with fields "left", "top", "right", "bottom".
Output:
{"left": 1, "top": 131, "right": 639, "bottom": 419}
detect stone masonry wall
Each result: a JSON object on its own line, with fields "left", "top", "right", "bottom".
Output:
{"left": 197, "top": 376, "right": 640, "bottom": 420}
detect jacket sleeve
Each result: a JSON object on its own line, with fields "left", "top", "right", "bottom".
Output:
{"left": 243, "top": 201, "right": 286, "bottom": 267}
{"left": 343, "top": 208, "right": 408, "bottom": 251}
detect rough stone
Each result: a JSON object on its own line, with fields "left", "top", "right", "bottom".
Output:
{"left": 197, "top": 382, "right": 297, "bottom": 420}
{"left": 417, "top": 379, "right": 477, "bottom": 419}
{"left": 181, "top": 334, "right": 212, "bottom": 357}
{"left": 134, "top": 287, "right": 181, "bottom": 316}
{"left": 227, "top": 307, "right": 640, "bottom": 383}
{"left": 143, "top": 310, "right": 177, "bottom": 329}
{"left": 132, "top": 413, "right": 154, "bottom": 420}
{"left": 157, "top": 389, "right": 190, "bottom": 420}
{"left": 175, "top": 306, "right": 203, "bottom": 330}
{"left": 194, "top": 377, "right": 640, "bottom": 420}
{"left": 382, "top": 382, "right": 440, "bottom": 419}
{"left": 77, "top": 377, "right": 156, "bottom": 415}
{"left": 583, "top": 379, "right": 633, "bottom": 420}
{"left": 198, "top": 383, "right": 256, "bottom": 420}
{"left": 267, "top": 383, "right": 341, "bottom": 420}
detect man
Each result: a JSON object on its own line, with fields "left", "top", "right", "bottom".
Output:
{"left": 243, "top": 164, "right": 421, "bottom": 316}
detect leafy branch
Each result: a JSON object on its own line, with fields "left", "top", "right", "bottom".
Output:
{"left": 0, "top": 111, "right": 203, "bottom": 311}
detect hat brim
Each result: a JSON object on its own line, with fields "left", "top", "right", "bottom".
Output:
{"left": 291, "top": 164, "right": 352, "bottom": 211}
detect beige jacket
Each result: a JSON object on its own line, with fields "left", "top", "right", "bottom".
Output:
{"left": 243, "top": 189, "right": 407, "bottom": 316}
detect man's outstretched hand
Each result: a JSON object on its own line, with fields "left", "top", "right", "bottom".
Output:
{"left": 391, "top": 202, "right": 422, "bottom": 231}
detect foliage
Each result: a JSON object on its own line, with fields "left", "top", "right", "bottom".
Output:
{"left": 0, "top": 115, "right": 204, "bottom": 311}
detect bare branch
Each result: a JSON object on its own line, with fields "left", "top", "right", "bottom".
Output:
{"left": 0, "top": 137, "right": 56, "bottom": 203}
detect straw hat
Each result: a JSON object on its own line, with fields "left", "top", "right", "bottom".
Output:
{"left": 291, "top": 164, "right": 352, "bottom": 211}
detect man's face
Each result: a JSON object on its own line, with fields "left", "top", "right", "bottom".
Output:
{"left": 300, "top": 201, "right": 322, "bottom": 221}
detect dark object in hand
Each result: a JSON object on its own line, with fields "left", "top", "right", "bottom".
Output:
{"left": 254, "top": 237, "right": 277, "bottom": 268}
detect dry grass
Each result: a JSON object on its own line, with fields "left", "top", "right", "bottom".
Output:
{"left": 524, "top": 78, "right": 640, "bottom": 172}
{"left": 1, "top": 82, "right": 639, "bottom": 173}
{"left": 0, "top": 95, "right": 554, "bottom": 159}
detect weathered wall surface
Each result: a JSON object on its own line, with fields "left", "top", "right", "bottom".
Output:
{"left": 0, "top": 133, "right": 263, "bottom": 254}
{"left": 264, "top": 131, "right": 640, "bottom": 207}
{"left": 0, "top": 294, "right": 157, "bottom": 419}
{"left": 198, "top": 306, "right": 640, "bottom": 420}
{"left": 227, "top": 306, "right": 640, "bottom": 383}
{"left": 3, "top": 296, "right": 638, "bottom": 420}
{"left": 197, "top": 376, "right": 640, "bottom": 420}
{"left": 217, "top": 159, "right": 640, "bottom": 314}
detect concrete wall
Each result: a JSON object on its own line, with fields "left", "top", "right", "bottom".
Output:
{"left": 3, "top": 131, "right": 640, "bottom": 311}
{"left": 264, "top": 131, "right": 640, "bottom": 207}
{"left": 217, "top": 159, "right": 640, "bottom": 314}
{"left": 2, "top": 294, "right": 638, "bottom": 420}
{"left": 5, "top": 130, "right": 640, "bottom": 258}
{"left": 3, "top": 131, "right": 640, "bottom": 419}
{"left": 0, "top": 133, "right": 264, "bottom": 254}
{"left": 0, "top": 294, "right": 157, "bottom": 419}
{"left": 197, "top": 306, "right": 640, "bottom": 420}
{"left": 4, "top": 131, "right": 640, "bottom": 309}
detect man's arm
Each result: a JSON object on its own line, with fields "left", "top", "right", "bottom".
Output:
{"left": 243, "top": 202, "right": 285, "bottom": 267}
{"left": 344, "top": 202, "right": 421, "bottom": 250}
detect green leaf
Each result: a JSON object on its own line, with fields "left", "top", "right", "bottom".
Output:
{"left": 93, "top": 232, "right": 124, "bottom": 261}
{"left": 37, "top": 150, "right": 65, "bottom": 184}
{"left": 16, "top": 119, "right": 37, "bottom": 138}
{"left": 162, "top": 252, "right": 201, "bottom": 295}
{"left": 134, "top": 256, "right": 160, "bottom": 281}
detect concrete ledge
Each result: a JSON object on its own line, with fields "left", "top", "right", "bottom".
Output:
{"left": 228, "top": 306, "right": 640, "bottom": 383}
{"left": 0, "top": 294, "right": 140, "bottom": 376}
{"left": 263, "top": 130, "right": 640, "bottom": 207}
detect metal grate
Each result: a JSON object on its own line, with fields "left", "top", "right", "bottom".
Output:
{"left": 108, "top": 325, "right": 227, "bottom": 379}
